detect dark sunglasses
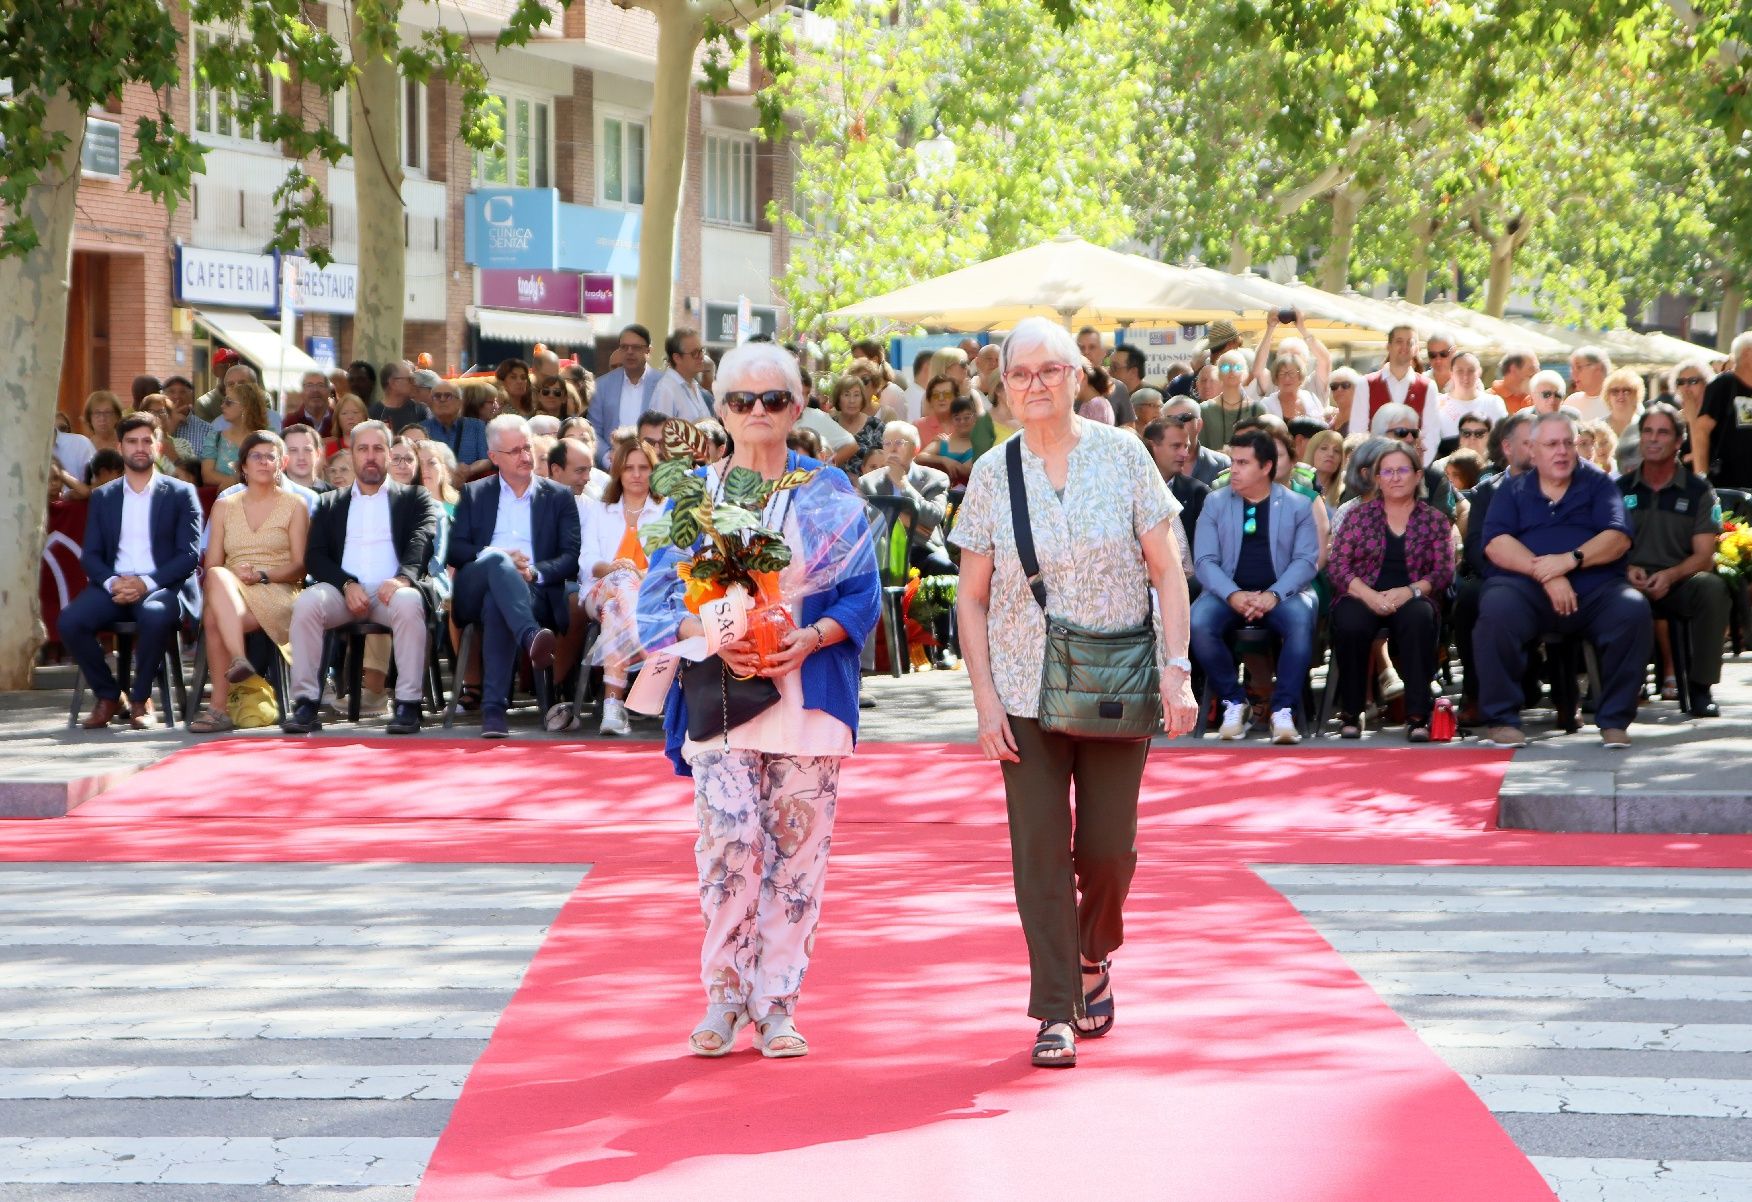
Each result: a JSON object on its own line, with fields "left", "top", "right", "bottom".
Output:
{"left": 1536, "top": 389, "right": 1561, "bottom": 399}
{"left": 1330, "top": 382, "right": 1355, "bottom": 391}
{"left": 722, "top": 390, "right": 793, "bottom": 414}
{"left": 1386, "top": 427, "right": 1419, "bottom": 440}
{"left": 1243, "top": 503, "right": 1259, "bottom": 536}
{"left": 1460, "top": 426, "right": 1490, "bottom": 438}
{"left": 539, "top": 386, "right": 566, "bottom": 396}
{"left": 1676, "top": 376, "right": 1706, "bottom": 387}
{"left": 1427, "top": 349, "right": 1452, "bottom": 360}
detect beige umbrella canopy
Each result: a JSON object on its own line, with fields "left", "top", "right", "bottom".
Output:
{"left": 1415, "top": 300, "right": 1572, "bottom": 360}
{"left": 826, "top": 235, "right": 1251, "bottom": 330}
{"left": 1165, "top": 267, "right": 1387, "bottom": 344}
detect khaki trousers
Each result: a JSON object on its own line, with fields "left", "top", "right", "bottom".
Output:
{"left": 289, "top": 583, "right": 427, "bottom": 704}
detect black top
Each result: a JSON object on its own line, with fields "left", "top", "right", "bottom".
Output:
{"left": 1168, "top": 472, "right": 1209, "bottom": 534}
{"left": 1703, "top": 371, "right": 1752, "bottom": 487}
{"left": 1376, "top": 529, "right": 1412, "bottom": 590}
{"left": 1233, "top": 497, "right": 1275, "bottom": 591}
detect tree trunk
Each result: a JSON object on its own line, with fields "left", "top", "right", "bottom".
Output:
{"left": 1484, "top": 235, "right": 1519, "bottom": 319}
{"left": 349, "top": 25, "right": 406, "bottom": 373}
{"left": 1225, "top": 231, "right": 1251, "bottom": 274}
{"left": 1720, "top": 279, "right": 1746, "bottom": 352}
{"left": 1319, "top": 184, "right": 1366, "bottom": 293}
{"left": 1405, "top": 213, "right": 1436, "bottom": 304}
{"left": 0, "top": 94, "right": 85, "bottom": 688}
{"left": 636, "top": 4, "right": 704, "bottom": 346}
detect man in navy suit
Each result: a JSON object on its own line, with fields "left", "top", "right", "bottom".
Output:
{"left": 586, "top": 324, "right": 665, "bottom": 468}
{"left": 61, "top": 413, "right": 202, "bottom": 729}
{"left": 447, "top": 414, "right": 582, "bottom": 738}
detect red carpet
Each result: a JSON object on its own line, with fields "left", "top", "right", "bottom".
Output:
{"left": 14, "top": 739, "right": 1752, "bottom": 1200}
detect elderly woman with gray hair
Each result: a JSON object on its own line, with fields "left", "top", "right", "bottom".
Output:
{"left": 637, "top": 342, "right": 879, "bottom": 1060}
{"left": 953, "top": 315, "right": 1198, "bottom": 1069}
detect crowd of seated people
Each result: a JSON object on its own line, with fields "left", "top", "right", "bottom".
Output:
{"left": 52, "top": 324, "right": 1752, "bottom": 748}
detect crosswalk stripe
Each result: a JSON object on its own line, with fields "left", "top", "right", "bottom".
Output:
{"left": 1326, "top": 930, "right": 1752, "bottom": 956}
{"left": 1368, "top": 971, "right": 1752, "bottom": 1002}
{"left": 0, "top": 1008, "right": 503, "bottom": 1041}
{"left": 0, "top": 925, "right": 548, "bottom": 948}
{"left": 0, "top": 866, "right": 586, "bottom": 887}
{"left": 1255, "top": 867, "right": 1752, "bottom": 892}
{"left": 1288, "top": 892, "right": 1752, "bottom": 916}
{"left": 0, "top": 891, "right": 571, "bottom": 915}
{"left": 0, "top": 958, "right": 540, "bottom": 991}
{"left": 0, "top": 1136, "right": 436, "bottom": 1186}
{"left": 1468, "top": 1074, "right": 1752, "bottom": 1118}
{"left": 1413, "top": 1020, "right": 1752, "bottom": 1053}
{"left": 0, "top": 1064, "right": 469, "bottom": 1100}
{"left": 1530, "top": 1156, "right": 1752, "bottom": 1201}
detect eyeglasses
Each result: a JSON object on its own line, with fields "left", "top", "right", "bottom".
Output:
{"left": 1427, "top": 349, "right": 1452, "bottom": 360}
{"left": 1243, "top": 503, "right": 1259, "bottom": 536}
{"left": 617, "top": 342, "right": 649, "bottom": 354}
{"left": 539, "top": 386, "right": 566, "bottom": 396}
{"left": 722, "top": 390, "right": 794, "bottom": 414}
{"left": 1377, "top": 466, "right": 1415, "bottom": 480}
{"left": 1330, "top": 382, "right": 1355, "bottom": 391}
{"left": 244, "top": 452, "right": 279, "bottom": 465}
{"left": 431, "top": 391, "right": 458, "bottom": 400}
{"left": 1002, "top": 364, "right": 1072, "bottom": 392}
{"left": 1677, "top": 376, "right": 1706, "bottom": 387}
{"left": 1217, "top": 364, "right": 1248, "bottom": 375}
{"left": 221, "top": 397, "right": 239, "bottom": 407}
{"left": 1607, "top": 387, "right": 1639, "bottom": 396}
{"left": 1386, "top": 427, "right": 1419, "bottom": 440}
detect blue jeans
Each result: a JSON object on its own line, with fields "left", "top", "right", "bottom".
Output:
{"left": 1189, "top": 589, "right": 1318, "bottom": 715}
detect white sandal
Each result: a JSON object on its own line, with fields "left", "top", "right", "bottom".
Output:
{"left": 755, "top": 1013, "right": 808, "bottom": 1059}
{"left": 689, "top": 1004, "right": 748, "bottom": 1058}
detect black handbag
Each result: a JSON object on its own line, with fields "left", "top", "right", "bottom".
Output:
{"left": 681, "top": 654, "right": 780, "bottom": 742}
{"left": 1007, "top": 438, "right": 1161, "bottom": 741}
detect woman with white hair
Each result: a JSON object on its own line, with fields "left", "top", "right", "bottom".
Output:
{"left": 637, "top": 341, "right": 879, "bottom": 1060}
{"left": 952, "top": 316, "right": 1197, "bottom": 1069}
{"left": 1326, "top": 365, "right": 1364, "bottom": 430}
{"left": 1528, "top": 369, "right": 1568, "bottom": 414}
{"left": 1246, "top": 310, "right": 1331, "bottom": 424}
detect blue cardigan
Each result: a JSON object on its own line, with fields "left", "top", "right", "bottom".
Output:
{"left": 639, "top": 454, "right": 881, "bottom": 777}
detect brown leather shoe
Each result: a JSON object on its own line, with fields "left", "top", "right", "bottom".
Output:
{"left": 126, "top": 698, "right": 157, "bottom": 730}
{"left": 81, "top": 697, "right": 126, "bottom": 730}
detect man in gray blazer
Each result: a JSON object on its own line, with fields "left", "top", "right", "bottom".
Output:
{"left": 857, "top": 420, "right": 955, "bottom": 576}
{"left": 586, "top": 324, "right": 665, "bottom": 468}
{"left": 1190, "top": 429, "right": 1320, "bottom": 744}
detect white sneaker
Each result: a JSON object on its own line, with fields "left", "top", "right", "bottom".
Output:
{"left": 1218, "top": 701, "right": 1250, "bottom": 740}
{"left": 1270, "top": 709, "right": 1301, "bottom": 745}
{"left": 599, "top": 698, "right": 631, "bottom": 736}
{"left": 357, "top": 688, "right": 390, "bottom": 718}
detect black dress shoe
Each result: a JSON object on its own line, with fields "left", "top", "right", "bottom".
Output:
{"left": 281, "top": 698, "right": 322, "bottom": 734}
{"left": 386, "top": 701, "right": 423, "bottom": 735}
{"left": 1688, "top": 687, "right": 1720, "bottom": 718}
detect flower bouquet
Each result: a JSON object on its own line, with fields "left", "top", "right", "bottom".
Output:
{"left": 1715, "top": 520, "right": 1752, "bottom": 592}
{"left": 640, "top": 420, "right": 815, "bottom": 668}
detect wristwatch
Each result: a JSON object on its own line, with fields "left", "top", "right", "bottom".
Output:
{"left": 1571, "top": 549, "right": 1586, "bottom": 569}
{"left": 1166, "top": 656, "right": 1192, "bottom": 673}
{"left": 1409, "top": 583, "right": 1422, "bottom": 599}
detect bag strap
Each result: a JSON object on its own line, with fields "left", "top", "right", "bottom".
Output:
{"left": 1007, "top": 437, "right": 1048, "bottom": 611}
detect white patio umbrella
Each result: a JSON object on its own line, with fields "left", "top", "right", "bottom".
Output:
{"left": 826, "top": 235, "right": 1250, "bottom": 330}
{"left": 1415, "top": 300, "right": 1572, "bottom": 360}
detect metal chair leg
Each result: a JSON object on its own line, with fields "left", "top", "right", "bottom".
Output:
{"left": 444, "top": 624, "right": 475, "bottom": 729}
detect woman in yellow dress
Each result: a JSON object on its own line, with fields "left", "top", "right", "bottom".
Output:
{"left": 190, "top": 430, "right": 308, "bottom": 733}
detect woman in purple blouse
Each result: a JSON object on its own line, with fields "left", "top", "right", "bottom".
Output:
{"left": 1327, "top": 443, "right": 1456, "bottom": 739}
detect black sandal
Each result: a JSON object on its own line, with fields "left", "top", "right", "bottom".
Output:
{"left": 1077, "top": 959, "right": 1115, "bottom": 1038}
{"left": 1032, "top": 1019, "right": 1077, "bottom": 1068}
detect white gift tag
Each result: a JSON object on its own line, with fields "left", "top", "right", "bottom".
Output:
{"left": 624, "top": 587, "right": 752, "bottom": 716}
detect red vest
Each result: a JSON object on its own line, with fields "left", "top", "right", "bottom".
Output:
{"left": 1366, "top": 371, "right": 1430, "bottom": 426}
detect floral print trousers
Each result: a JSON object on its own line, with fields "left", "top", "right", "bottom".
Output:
{"left": 691, "top": 749, "right": 840, "bottom": 1019}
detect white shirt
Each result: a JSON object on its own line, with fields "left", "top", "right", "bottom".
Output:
{"left": 486, "top": 476, "right": 536, "bottom": 565}
{"left": 341, "top": 485, "right": 401, "bottom": 589}
{"left": 1568, "top": 392, "right": 1609, "bottom": 423}
{"left": 649, "top": 371, "right": 713, "bottom": 423}
{"left": 1346, "top": 365, "right": 1424, "bottom": 435}
{"left": 903, "top": 383, "right": 926, "bottom": 422}
{"left": 1380, "top": 364, "right": 1419, "bottom": 408}
{"left": 879, "top": 380, "right": 906, "bottom": 414}
{"left": 1246, "top": 381, "right": 1327, "bottom": 423}
{"left": 796, "top": 406, "right": 856, "bottom": 453}
{"left": 578, "top": 494, "right": 666, "bottom": 583}
{"left": 615, "top": 371, "right": 657, "bottom": 431}
{"left": 55, "top": 432, "right": 95, "bottom": 483}
{"left": 1424, "top": 393, "right": 1508, "bottom": 465}
{"left": 108, "top": 474, "right": 159, "bottom": 592}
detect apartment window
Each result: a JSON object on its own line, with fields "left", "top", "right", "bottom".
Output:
{"left": 704, "top": 133, "right": 756, "bottom": 227}
{"left": 191, "top": 28, "right": 278, "bottom": 146}
{"left": 402, "top": 79, "right": 426, "bottom": 174}
{"left": 476, "top": 91, "right": 552, "bottom": 188}
{"left": 600, "top": 113, "right": 647, "bottom": 206}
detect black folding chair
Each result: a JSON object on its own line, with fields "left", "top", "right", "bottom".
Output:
{"left": 66, "top": 620, "right": 188, "bottom": 729}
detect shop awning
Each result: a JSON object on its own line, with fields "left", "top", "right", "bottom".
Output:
{"left": 471, "top": 306, "right": 608, "bottom": 347}
{"left": 192, "top": 308, "right": 325, "bottom": 396}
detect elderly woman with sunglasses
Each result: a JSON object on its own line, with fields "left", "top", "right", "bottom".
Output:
{"left": 1326, "top": 441, "right": 1455, "bottom": 740}
{"left": 637, "top": 342, "right": 879, "bottom": 1061}
{"left": 1199, "top": 348, "right": 1267, "bottom": 451}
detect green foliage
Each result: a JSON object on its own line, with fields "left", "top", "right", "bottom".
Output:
{"left": 773, "top": 0, "right": 1147, "bottom": 335}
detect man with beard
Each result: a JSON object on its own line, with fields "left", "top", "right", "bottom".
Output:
{"left": 60, "top": 413, "right": 202, "bottom": 730}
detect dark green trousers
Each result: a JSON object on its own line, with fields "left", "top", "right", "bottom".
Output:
{"left": 1000, "top": 716, "right": 1149, "bottom": 1020}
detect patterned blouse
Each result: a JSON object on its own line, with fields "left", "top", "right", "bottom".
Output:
{"left": 950, "top": 417, "right": 1180, "bottom": 718}
{"left": 1327, "top": 498, "right": 1456, "bottom": 603}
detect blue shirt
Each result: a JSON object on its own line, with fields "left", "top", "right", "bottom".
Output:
{"left": 421, "top": 415, "right": 488, "bottom": 466}
{"left": 1482, "top": 461, "right": 1630, "bottom": 598}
